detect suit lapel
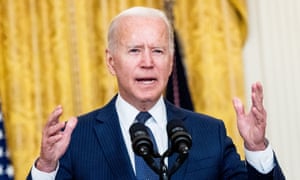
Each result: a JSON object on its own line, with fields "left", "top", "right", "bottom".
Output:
{"left": 91, "top": 98, "right": 190, "bottom": 179}
{"left": 93, "top": 97, "right": 135, "bottom": 179}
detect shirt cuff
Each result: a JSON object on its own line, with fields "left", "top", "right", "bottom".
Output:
{"left": 244, "top": 141, "right": 275, "bottom": 174}
{"left": 31, "top": 160, "right": 59, "bottom": 180}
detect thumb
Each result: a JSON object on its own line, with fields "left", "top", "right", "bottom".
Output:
{"left": 232, "top": 97, "right": 245, "bottom": 118}
{"left": 64, "top": 117, "right": 78, "bottom": 136}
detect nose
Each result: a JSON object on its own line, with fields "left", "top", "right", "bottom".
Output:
{"left": 140, "top": 50, "right": 154, "bottom": 68}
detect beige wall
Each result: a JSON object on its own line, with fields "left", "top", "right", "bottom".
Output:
{"left": 244, "top": 0, "right": 300, "bottom": 179}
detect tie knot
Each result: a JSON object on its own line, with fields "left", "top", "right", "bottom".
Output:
{"left": 136, "top": 111, "right": 151, "bottom": 124}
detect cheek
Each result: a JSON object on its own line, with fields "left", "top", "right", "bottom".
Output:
{"left": 157, "top": 67, "right": 172, "bottom": 84}
{"left": 115, "top": 63, "right": 133, "bottom": 80}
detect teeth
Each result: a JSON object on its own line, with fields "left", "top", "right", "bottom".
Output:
{"left": 137, "top": 79, "right": 154, "bottom": 84}
{"left": 142, "top": 80, "right": 154, "bottom": 84}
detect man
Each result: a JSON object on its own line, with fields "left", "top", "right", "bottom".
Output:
{"left": 28, "top": 6, "right": 284, "bottom": 179}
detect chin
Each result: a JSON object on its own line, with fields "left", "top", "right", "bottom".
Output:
{"left": 138, "top": 94, "right": 160, "bottom": 103}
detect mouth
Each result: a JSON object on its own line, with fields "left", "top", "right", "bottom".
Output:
{"left": 135, "top": 78, "right": 157, "bottom": 84}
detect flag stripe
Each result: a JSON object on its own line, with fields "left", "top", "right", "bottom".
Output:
{"left": 0, "top": 104, "right": 14, "bottom": 179}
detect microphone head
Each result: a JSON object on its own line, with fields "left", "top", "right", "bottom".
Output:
{"left": 129, "top": 122, "right": 154, "bottom": 156}
{"left": 167, "top": 119, "right": 192, "bottom": 154}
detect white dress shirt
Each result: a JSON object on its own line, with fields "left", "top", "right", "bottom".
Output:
{"left": 116, "top": 95, "right": 168, "bottom": 173}
{"left": 31, "top": 94, "right": 274, "bottom": 179}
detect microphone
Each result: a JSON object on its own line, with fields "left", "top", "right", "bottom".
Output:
{"left": 167, "top": 119, "right": 192, "bottom": 154}
{"left": 166, "top": 119, "right": 192, "bottom": 177}
{"left": 130, "top": 119, "right": 192, "bottom": 179}
{"left": 129, "top": 122, "right": 161, "bottom": 174}
{"left": 129, "top": 122, "right": 154, "bottom": 156}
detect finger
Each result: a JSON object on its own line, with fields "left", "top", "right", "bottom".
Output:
{"left": 46, "top": 106, "right": 63, "bottom": 127}
{"left": 251, "top": 92, "right": 259, "bottom": 109}
{"left": 45, "top": 122, "right": 66, "bottom": 137}
{"left": 251, "top": 90, "right": 263, "bottom": 111}
{"left": 62, "top": 117, "right": 78, "bottom": 137}
{"left": 252, "top": 82, "right": 264, "bottom": 102}
{"left": 45, "top": 133, "right": 64, "bottom": 146}
{"left": 252, "top": 107, "right": 266, "bottom": 125}
{"left": 255, "top": 81, "right": 264, "bottom": 97}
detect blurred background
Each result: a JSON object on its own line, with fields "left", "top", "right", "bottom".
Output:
{"left": 0, "top": 0, "right": 298, "bottom": 179}
{"left": 244, "top": 0, "right": 300, "bottom": 179}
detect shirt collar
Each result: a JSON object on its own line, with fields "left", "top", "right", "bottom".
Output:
{"left": 116, "top": 94, "right": 167, "bottom": 129}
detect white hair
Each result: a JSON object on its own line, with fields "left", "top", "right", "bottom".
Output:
{"left": 107, "top": 6, "right": 174, "bottom": 54}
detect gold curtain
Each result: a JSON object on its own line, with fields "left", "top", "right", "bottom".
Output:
{"left": 0, "top": 0, "right": 247, "bottom": 179}
{"left": 173, "top": 0, "right": 247, "bottom": 157}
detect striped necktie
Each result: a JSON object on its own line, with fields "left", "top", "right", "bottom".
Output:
{"left": 135, "top": 111, "right": 159, "bottom": 180}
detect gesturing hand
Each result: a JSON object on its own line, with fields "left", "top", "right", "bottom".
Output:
{"left": 233, "top": 82, "right": 267, "bottom": 151}
{"left": 36, "top": 105, "right": 78, "bottom": 172}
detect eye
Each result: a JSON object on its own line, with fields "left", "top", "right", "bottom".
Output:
{"left": 129, "top": 48, "right": 140, "bottom": 54}
{"left": 153, "top": 49, "right": 164, "bottom": 54}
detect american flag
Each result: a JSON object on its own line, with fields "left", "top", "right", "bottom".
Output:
{"left": 0, "top": 104, "right": 14, "bottom": 180}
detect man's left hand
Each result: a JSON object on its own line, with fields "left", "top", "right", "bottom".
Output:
{"left": 233, "top": 82, "right": 267, "bottom": 151}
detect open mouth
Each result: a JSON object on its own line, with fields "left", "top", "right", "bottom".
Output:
{"left": 136, "top": 78, "right": 157, "bottom": 84}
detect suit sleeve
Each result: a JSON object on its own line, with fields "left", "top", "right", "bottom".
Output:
{"left": 218, "top": 120, "right": 248, "bottom": 179}
{"left": 219, "top": 121, "right": 285, "bottom": 179}
{"left": 246, "top": 154, "right": 286, "bottom": 180}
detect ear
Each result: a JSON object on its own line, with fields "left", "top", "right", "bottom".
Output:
{"left": 106, "top": 49, "right": 116, "bottom": 75}
{"left": 168, "top": 55, "right": 174, "bottom": 76}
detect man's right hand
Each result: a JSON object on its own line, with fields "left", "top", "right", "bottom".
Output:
{"left": 36, "top": 105, "right": 78, "bottom": 172}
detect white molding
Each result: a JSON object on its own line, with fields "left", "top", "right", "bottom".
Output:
{"left": 243, "top": 0, "right": 300, "bottom": 179}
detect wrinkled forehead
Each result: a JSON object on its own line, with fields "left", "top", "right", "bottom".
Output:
{"left": 115, "top": 16, "right": 169, "bottom": 44}
{"left": 117, "top": 15, "right": 168, "bottom": 34}
{"left": 108, "top": 11, "right": 174, "bottom": 54}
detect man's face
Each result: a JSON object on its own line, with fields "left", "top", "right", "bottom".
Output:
{"left": 106, "top": 16, "right": 173, "bottom": 110}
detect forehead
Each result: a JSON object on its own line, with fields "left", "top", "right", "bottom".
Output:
{"left": 116, "top": 16, "right": 169, "bottom": 46}
{"left": 120, "top": 15, "right": 165, "bottom": 26}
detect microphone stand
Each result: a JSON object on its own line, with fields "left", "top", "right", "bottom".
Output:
{"left": 159, "top": 149, "right": 172, "bottom": 180}
{"left": 142, "top": 147, "right": 189, "bottom": 180}
{"left": 160, "top": 164, "right": 168, "bottom": 180}
{"left": 143, "top": 153, "right": 161, "bottom": 175}
{"left": 131, "top": 120, "right": 191, "bottom": 179}
{"left": 158, "top": 148, "right": 189, "bottom": 180}
{"left": 142, "top": 149, "right": 171, "bottom": 180}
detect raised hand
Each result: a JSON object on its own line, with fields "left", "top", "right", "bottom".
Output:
{"left": 232, "top": 82, "right": 267, "bottom": 151}
{"left": 36, "top": 105, "right": 78, "bottom": 172}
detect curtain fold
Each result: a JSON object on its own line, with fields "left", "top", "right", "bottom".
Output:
{"left": 173, "top": 0, "right": 247, "bottom": 157}
{"left": 0, "top": 0, "right": 247, "bottom": 179}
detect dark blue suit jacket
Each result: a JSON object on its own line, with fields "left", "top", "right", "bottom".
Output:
{"left": 28, "top": 96, "right": 285, "bottom": 179}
